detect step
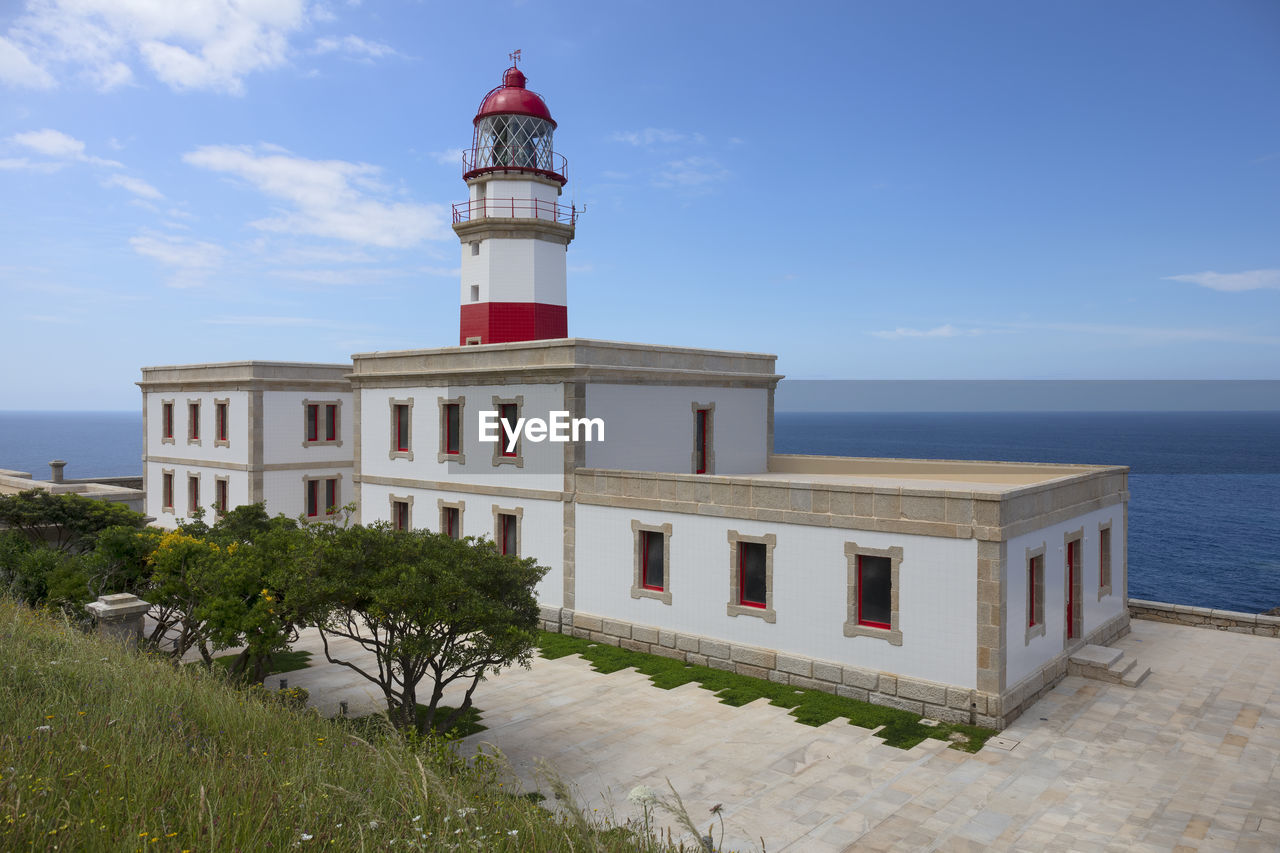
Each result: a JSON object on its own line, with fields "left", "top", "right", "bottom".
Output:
{"left": 1107, "top": 656, "right": 1137, "bottom": 682}
{"left": 1069, "top": 644, "right": 1124, "bottom": 669}
{"left": 1122, "top": 665, "right": 1151, "bottom": 688}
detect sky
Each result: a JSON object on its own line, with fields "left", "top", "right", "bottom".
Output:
{"left": 1, "top": 0, "right": 1278, "bottom": 410}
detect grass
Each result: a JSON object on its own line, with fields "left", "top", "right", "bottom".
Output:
{"left": 0, "top": 598, "right": 702, "bottom": 852}
{"left": 538, "top": 631, "right": 995, "bottom": 752}
{"left": 212, "top": 648, "right": 313, "bottom": 675}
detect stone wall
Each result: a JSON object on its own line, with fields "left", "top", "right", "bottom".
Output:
{"left": 1129, "top": 599, "right": 1280, "bottom": 637}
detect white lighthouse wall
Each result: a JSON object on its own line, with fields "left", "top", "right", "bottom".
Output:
{"left": 1004, "top": 504, "right": 1128, "bottom": 687}
{"left": 359, "top": 383, "right": 568, "bottom": 494}
{"left": 575, "top": 504, "right": 979, "bottom": 688}
{"left": 461, "top": 238, "right": 567, "bottom": 305}
{"left": 359, "top": 481, "right": 564, "bottom": 607}
{"left": 583, "top": 384, "right": 768, "bottom": 475}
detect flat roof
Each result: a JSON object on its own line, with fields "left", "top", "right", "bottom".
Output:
{"left": 762, "top": 454, "right": 1124, "bottom": 494}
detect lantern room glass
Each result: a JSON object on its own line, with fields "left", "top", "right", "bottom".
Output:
{"left": 472, "top": 114, "right": 555, "bottom": 172}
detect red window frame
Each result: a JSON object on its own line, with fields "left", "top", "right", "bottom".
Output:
{"left": 188, "top": 475, "right": 199, "bottom": 513}
{"left": 640, "top": 530, "right": 664, "bottom": 591}
{"left": 498, "top": 513, "right": 516, "bottom": 555}
{"left": 444, "top": 403, "right": 460, "bottom": 455}
{"left": 856, "top": 555, "right": 892, "bottom": 629}
{"left": 394, "top": 404, "right": 410, "bottom": 452}
{"left": 694, "top": 409, "right": 709, "bottom": 474}
{"left": 214, "top": 479, "right": 228, "bottom": 516}
{"left": 738, "top": 542, "right": 766, "bottom": 608}
{"left": 499, "top": 403, "right": 519, "bottom": 457}
{"left": 392, "top": 500, "right": 408, "bottom": 531}
{"left": 1066, "top": 540, "right": 1078, "bottom": 639}
{"left": 306, "top": 404, "right": 320, "bottom": 442}
{"left": 215, "top": 402, "right": 228, "bottom": 443}
{"left": 306, "top": 480, "right": 319, "bottom": 517}
{"left": 1099, "top": 528, "right": 1111, "bottom": 589}
{"left": 325, "top": 404, "right": 338, "bottom": 442}
{"left": 325, "top": 478, "right": 337, "bottom": 516}
{"left": 443, "top": 506, "right": 459, "bottom": 539}
{"left": 162, "top": 472, "right": 173, "bottom": 509}
{"left": 162, "top": 402, "right": 173, "bottom": 439}
{"left": 1028, "top": 555, "right": 1040, "bottom": 628}
{"left": 188, "top": 402, "right": 200, "bottom": 440}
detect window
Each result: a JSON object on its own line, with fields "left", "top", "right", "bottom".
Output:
{"left": 1025, "top": 544, "right": 1046, "bottom": 644}
{"left": 641, "top": 531, "right": 665, "bottom": 590}
{"left": 187, "top": 400, "right": 201, "bottom": 443}
{"left": 393, "top": 500, "right": 410, "bottom": 531}
{"left": 440, "top": 499, "right": 465, "bottom": 540}
{"left": 438, "top": 397, "right": 466, "bottom": 463}
{"left": 305, "top": 477, "right": 339, "bottom": 519}
{"left": 1099, "top": 524, "right": 1113, "bottom": 597}
{"left": 631, "top": 521, "right": 673, "bottom": 603}
{"left": 692, "top": 403, "right": 714, "bottom": 474}
{"left": 214, "top": 399, "right": 229, "bottom": 447}
{"left": 214, "top": 477, "right": 229, "bottom": 517}
{"left": 161, "top": 401, "right": 174, "bottom": 443}
{"left": 498, "top": 512, "right": 517, "bottom": 555}
{"left": 188, "top": 474, "right": 200, "bottom": 515}
{"left": 470, "top": 284, "right": 480, "bottom": 301}
{"left": 471, "top": 242, "right": 480, "bottom": 257}
{"left": 725, "top": 530, "right": 776, "bottom": 622}
{"left": 465, "top": 336, "right": 482, "bottom": 345}
{"left": 388, "top": 398, "right": 414, "bottom": 460}
{"left": 490, "top": 395, "right": 524, "bottom": 467}
{"left": 843, "top": 543, "right": 903, "bottom": 644}
{"left": 162, "top": 470, "right": 174, "bottom": 511}
{"left": 1065, "top": 533, "right": 1082, "bottom": 641}
{"left": 303, "top": 400, "right": 341, "bottom": 447}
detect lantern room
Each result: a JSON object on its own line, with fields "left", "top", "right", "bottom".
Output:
{"left": 464, "top": 66, "right": 567, "bottom": 184}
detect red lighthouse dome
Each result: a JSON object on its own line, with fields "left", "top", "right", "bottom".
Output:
{"left": 464, "top": 65, "right": 566, "bottom": 184}
{"left": 474, "top": 67, "right": 557, "bottom": 127}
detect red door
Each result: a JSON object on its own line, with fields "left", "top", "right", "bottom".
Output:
{"left": 1066, "top": 541, "right": 1077, "bottom": 640}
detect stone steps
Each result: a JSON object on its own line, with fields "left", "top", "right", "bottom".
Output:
{"left": 1068, "top": 644, "right": 1151, "bottom": 688}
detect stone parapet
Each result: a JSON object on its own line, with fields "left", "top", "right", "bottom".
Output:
{"left": 1129, "top": 599, "right": 1280, "bottom": 637}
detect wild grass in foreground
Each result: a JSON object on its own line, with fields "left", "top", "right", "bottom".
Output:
{"left": 0, "top": 599, "right": 706, "bottom": 852}
{"left": 538, "top": 631, "right": 994, "bottom": 752}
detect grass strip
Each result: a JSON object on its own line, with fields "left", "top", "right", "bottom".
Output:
{"left": 212, "top": 648, "right": 313, "bottom": 675}
{"left": 537, "top": 631, "right": 993, "bottom": 752}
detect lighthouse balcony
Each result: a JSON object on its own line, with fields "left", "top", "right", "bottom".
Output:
{"left": 462, "top": 146, "right": 568, "bottom": 185}
{"left": 452, "top": 196, "right": 577, "bottom": 226}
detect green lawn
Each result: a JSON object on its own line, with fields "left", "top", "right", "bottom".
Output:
{"left": 212, "top": 648, "right": 313, "bottom": 675}
{"left": 537, "top": 631, "right": 994, "bottom": 752}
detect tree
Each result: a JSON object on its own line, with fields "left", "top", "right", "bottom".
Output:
{"left": 0, "top": 489, "right": 146, "bottom": 553}
{"left": 299, "top": 523, "right": 547, "bottom": 732}
{"left": 47, "top": 526, "right": 162, "bottom": 614}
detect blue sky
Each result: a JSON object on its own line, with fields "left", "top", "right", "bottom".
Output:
{"left": 2, "top": 0, "right": 1278, "bottom": 410}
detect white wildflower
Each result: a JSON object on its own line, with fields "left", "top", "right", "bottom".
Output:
{"left": 300, "top": 833, "right": 313, "bottom": 841}
{"left": 508, "top": 829, "right": 519, "bottom": 836}
{"left": 412, "top": 815, "right": 421, "bottom": 822}
{"left": 628, "top": 784, "right": 657, "bottom": 806}
{"left": 35, "top": 725, "right": 51, "bottom": 732}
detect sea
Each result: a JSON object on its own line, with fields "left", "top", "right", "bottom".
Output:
{"left": 1, "top": 410, "right": 1277, "bottom": 613}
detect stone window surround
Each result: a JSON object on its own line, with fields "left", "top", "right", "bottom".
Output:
{"left": 630, "top": 519, "right": 673, "bottom": 605}
{"left": 491, "top": 394, "right": 525, "bottom": 468}
{"left": 437, "top": 395, "right": 467, "bottom": 464}
{"left": 464, "top": 336, "right": 483, "bottom": 346}
{"left": 302, "top": 473, "right": 343, "bottom": 522}
{"left": 726, "top": 530, "right": 776, "bottom": 623}
{"left": 1064, "top": 527, "right": 1085, "bottom": 648}
{"left": 1025, "top": 542, "right": 1046, "bottom": 645}
{"left": 187, "top": 472, "right": 200, "bottom": 517}
{"left": 214, "top": 474, "right": 229, "bottom": 517}
{"left": 389, "top": 493, "right": 413, "bottom": 530}
{"left": 161, "top": 467, "right": 175, "bottom": 512}
{"left": 161, "top": 399, "right": 175, "bottom": 445}
{"left": 843, "top": 541, "right": 904, "bottom": 646}
{"left": 213, "top": 399, "right": 231, "bottom": 448}
{"left": 1097, "top": 521, "right": 1113, "bottom": 600}
{"left": 302, "top": 399, "right": 344, "bottom": 448}
{"left": 439, "top": 498, "right": 466, "bottom": 538}
{"left": 186, "top": 399, "right": 201, "bottom": 445}
{"left": 388, "top": 397, "right": 414, "bottom": 461}
{"left": 491, "top": 504, "right": 523, "bottom": 556}
{"left": 691, "top": 401, "right": 715, "bottom": 475}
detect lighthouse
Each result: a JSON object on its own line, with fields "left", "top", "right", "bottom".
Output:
{"left": 453, "top": 59, "right": 576, "bottom": 345}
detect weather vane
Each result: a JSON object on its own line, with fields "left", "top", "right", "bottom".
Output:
{"left": 509, "top": 49, "right": 521, "bottom": 67}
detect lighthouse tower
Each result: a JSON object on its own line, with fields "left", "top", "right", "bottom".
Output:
{"left": 453, "top": 60, "right": 575, "bottom": 345}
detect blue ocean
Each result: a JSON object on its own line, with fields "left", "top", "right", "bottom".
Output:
{"left": 1, "top": 410, "right": 1277, "bottom": 613}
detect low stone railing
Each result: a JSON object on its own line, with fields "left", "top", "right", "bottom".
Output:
{"left": 1129, "top": 599, "right": 1280, "bottom": 637}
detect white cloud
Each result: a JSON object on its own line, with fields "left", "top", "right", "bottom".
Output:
{"left": 130, "top": 232, "right": 224, "bottom": 288}
{"left": 0, "top": 34, "right": 55, "bottom": 89}
{"left": 653, "top": 156, "right": 729, "bottom": 190}
{"left": 2, "top": 0, "right": 309, "bottom": 95}
{"left": 429, "top": 147, "right": 464, "bottom": 167}
{"left": 103, "top": 173, "right": 163, "bottom": 200}
{"left": 611, "top": 128, "right": 704, "bottom": 147}
{"left": 312, "top": 34, "right": 398, "bottom": 60}
{"left": 1165, "top": 269, "right": 1280, "bottom": 293}
{"left": 205, "top": 314, "right": 327, "bottom": 327}
{"left": 872, "top": 324, "right": 988, "bottom": 340}
{"left": 8, "top": 128, "right": 122, "bottom": 167}
{"left": 182, "top": 143, "right": 447, "bottom": 248}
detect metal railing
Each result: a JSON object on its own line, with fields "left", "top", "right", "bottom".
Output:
{"left": 461, "top": 146, "right": 568, "bottom": 183}
{"left": 451, "top": 196, "right": 577, "bottom": 225}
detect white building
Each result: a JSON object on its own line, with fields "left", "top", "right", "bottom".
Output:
{"left": 138, "top": 63, "right": 1133, "bottom": 729}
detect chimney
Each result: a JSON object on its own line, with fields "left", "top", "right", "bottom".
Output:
{"left": 49, "top": 460, "right": 67, "bottom": 483}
